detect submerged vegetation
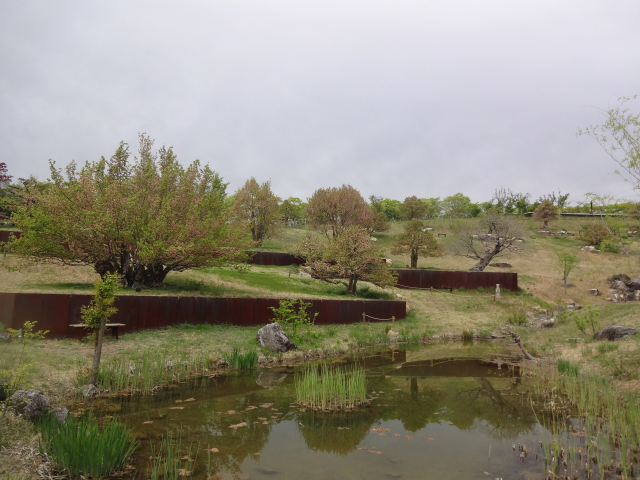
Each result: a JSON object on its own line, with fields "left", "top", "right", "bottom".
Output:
{"left": 149, "top": 432, "right": 198, "bottom": 480}
{"left": 39, "top": 413, "right": 137, "bottom": 478}
{"left": 295, "top": 363, "right": 367, "bottom": 411}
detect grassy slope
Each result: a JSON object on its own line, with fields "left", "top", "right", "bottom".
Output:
{"left": 1, "top": 216, "right": 639, "bottom": 396}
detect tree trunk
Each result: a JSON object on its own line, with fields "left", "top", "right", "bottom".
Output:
{"left": 89, "top": 316, "right": 106, "bottom": 385}
{"left": 346, "top": 274, "right": 358, "bottom": 295}
{"left": 543, "top": 219, "right": 548, "bottom": 229}
{"left": 470, "top": 255, "right": 492, "bottom": 271}
{"left": 410, "top": 250, "right": 418, "bottom": 268}
{"left": 142, "top": 263, "right": 170, "bottom": 287}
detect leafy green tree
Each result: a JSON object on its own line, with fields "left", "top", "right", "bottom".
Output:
{"left": 297, "top": 226, "right": 397, "bottom": 295}
{"left": 306, "top": 185, "right": 388, "bottom": 237}
{"left": 441, "top": 193, "right": 472, "bottom": 218}
{"left": 422, "top": 197, "right": 442, "bottom": 218}
{"left": 579, "top": 95, "right": 640, "bottom": 187}
{"left": 391, "top": 219, "right": 445, "bottom": 268}
{"left": 9, "top": 136, "right": 250, "bottom": 287}
{"left": 579, "top": 222, "right": 612, "bottom": 246}
{"left": 399, "top": 196, "right": 427, "bottom": 220}
{"left": 81, "top": 274, "right": 119, "bottom": 385}
{"left": 279, "top": 197, "right": 306, "bottom": 225}
{"left": 232, "top": 177, "right": 281, "bottom": 246}
{"left": 556, "top": 251, "right": 579, "bottom": 296}
{"left": 532, "top": 199, "right": 558, "bottom": 229}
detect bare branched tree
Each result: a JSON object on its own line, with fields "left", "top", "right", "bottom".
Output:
{"left": 453, "top": 214, "right": 524, "bottom": 271}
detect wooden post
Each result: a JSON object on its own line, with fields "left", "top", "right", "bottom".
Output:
{"left": 495, "top": 284, "right": 501, "bottom": 302}
{"left": 362, "top": 312, "right": 365, "bottom": 323}
{"left": 430, "top": 286, "right": 433, "bottom": 294}
{"left": 392, "top": 316, "right": 395, "bottom": 327}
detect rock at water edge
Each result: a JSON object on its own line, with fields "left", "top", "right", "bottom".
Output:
{"left": 8, "top": 389, "right": 50, "bottom": 419}
{"left": 256, "top": 323, "right": 297, "bottom": 353}
{"left": 593, "top": 325, "right": 638, "bottom": 341}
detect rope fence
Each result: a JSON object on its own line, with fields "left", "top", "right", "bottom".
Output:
{"left": 362, "top": 313, "right": 396, "bottom": 325}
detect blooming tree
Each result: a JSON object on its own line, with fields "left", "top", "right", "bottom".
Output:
{"left": 231, "top": 177, "right": 281, "bottom": 246}
{"left": 391, "top": 219, "right": 444, "bottom": 268}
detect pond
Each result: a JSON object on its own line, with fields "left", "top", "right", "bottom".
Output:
{"left": 87, "top": 342, "right": 573, "bottom": 479}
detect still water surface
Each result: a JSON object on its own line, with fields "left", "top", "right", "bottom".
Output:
{"left": 92, "top": 342, "right": 553, "bottom": 479}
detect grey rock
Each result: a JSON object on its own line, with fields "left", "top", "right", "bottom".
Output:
{"left": 8, "top": 389, "right": 50, "bottom": 419}
{"left": 216, "top": 359, "right": 229, "bottom": 367}
{"left": 588, "top": 288, "right": 600, "bottom": 296}
{"left": 0, "top": 332, "right": 10, "bottom": 341}
{"left": 256, "top": 323, "right": 296, "bottom": 353}
{"left": 256, "top": 371, "right": 288, "bottom": 389}
{"left": 540, "top": 318, "right": 555, "bottom": 329}
{"left": 81, "top": 384, "right": 99, "bottom": 398}
{"left": 490, "top": 262, "right": 512, "bottom": 268}
{"left": 51, "top": 407, "right": 69, "bottom": 423}
{"left": 608, "top": 273, "right": 631, "bottom": 283}
{"left": 593, "top": 325, "right": 638, "bottom": 341}
{"left": 581, "top": 246, "right": 596, "bottom": 252}
{"left": 611, "top": 280, "right": 627, "bottom": 291}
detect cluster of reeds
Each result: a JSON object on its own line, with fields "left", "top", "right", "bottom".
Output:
{"left": 97, "top": 350, "right": 216, "bottom": 394}
{"left": 222, "top": 347, "right": 259, "bottom": 369}
{"left": 38, "top": 413, "right": 137, "bottom": 477}
{"left": 149, "top": 432, "right": 198, "bottom": 480}
{"left": 556, "top": 359, "right": 579, "bottom": 377}
{"left": 295, "top": 363, "right": 367, "bottom": 411}
{"left": 527, "top": 366, "right": 640, "bottom": 479}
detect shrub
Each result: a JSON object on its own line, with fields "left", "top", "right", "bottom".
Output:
{"left": 574, "top": 305, "right": 601, "bottom": 336}
{"left": 599, "top": 238, "right": 620, "bottom": 253}
{"left": 461, "top": 330, "right": 474, "bottom": 340}
{"left": 507, "top": 312, "right": 527, "bottom": 325}
{"left": 38, "top": 413, "right": 137, "bottom": 477}
{"left": 579, "top": 222, "right": 612, "bottom": 246}
{"left": 269, "top": 299, "right": 318, "bottom": 337}
{"left": 557, "top": 359, "right": 579, "bottom": 377}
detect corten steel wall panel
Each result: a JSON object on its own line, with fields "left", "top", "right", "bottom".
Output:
{"left": 13, "top": 293, "right": 44, "bottom": 331}
{"left": 177, "top": 296, "right": 197, "bottom": 325}
{"left": 115, "top": 296, "right": 141, "bottom": 333}
{"left": 394, "top": 269, "right": 517, "bottom": 292}
{"left": 138, "top": 296, "right": 162, "bottom": 331}
{"left": 247, "top": 251, "right": 305, "bottom": 266}
{"left": 41, "top": 295, "right": 72, "bottom": 338}
{"left": 0, "top": 293, "right": 16, "bottom": 329}
{"left": 158, "top": 297, "right": 179, "bottom": 328}
{"left": 0, "top": 231, "right": 21, "bottom": 243}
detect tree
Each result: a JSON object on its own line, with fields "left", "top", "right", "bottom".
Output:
{"left": 578, "top": 95, "right": 640, "bottom": 188}
{"left": 381, "top": 199, "right": 402, "bottom": 221}
{"left": 532, "top": 200, "right": 558, "bottom": 229}
{"left": 579, "top": 222, "right": 612, "bottom": 246}
{"left": 536, "top": 190, "right": 570, "bottom": 210}
{"left": 441, "top": 193, "right": 472, "bottom": 218}
{"left": 81, "top": 274, "right": 118, "bottom": 385}
{"left": 10, "top": 135, "right": 250, "bottom": 287}
{"left": 454, "top": 214, "right": 524, "bottom": 271}
{"left": 556, "top": 251, "right": 579, "bottom": 296}
{"left": 297, "top": 226, "right": 397, "bottom": 295}
{"left": 399, "top": 196, "right": 427, "bottom": 220}
{"left": 391, "top": 219, "right": 445, "bottom": 268}
{"left": 279, "top": 197, "right": 306, "bottom": 226}
{"left": 491, "top": 188, "right": 531, "bottom": 214}
{"left": 422, "top": 198, "right": 442, "bottom": 218}
{"left": 232, "top": 177, "right": 281, "bottom": 246}
{"left": 306, "top": 185, "right": 388, "bottom": 238}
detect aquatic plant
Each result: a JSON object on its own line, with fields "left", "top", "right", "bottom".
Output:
{"left": 150, "top": 431, "right": 197, "bottom": 480}
{"left": 556, "top": 359, "right": 579, "bottom": 377}
{"left": 222, "top": 347, "right": 259, "bottom": 370}
{"left": 38, "top": 413, "right": 137, "bottom": 477}
{"left": 295, "top": 363, "right": 367, "bottom": 411}
{"left": 461, "top": 330, "right": 474, "bottom": 341}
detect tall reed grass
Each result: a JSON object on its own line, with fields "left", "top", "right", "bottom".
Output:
{"left": 38, "top": 413, "right": 137, "bottom": 477}
{"left": 222, "top": 347, "right": 258, "bottom": 369}
{"left": 150, "top": 431, "right": 198, "bottom": 480}
{"left": 97, "top": 349, "right": 217, "bottom": 394}
{"left": 295, "top": 363, "right": 367, "bottom": 411}
{"left": 527, "top": 366, "right": 640, "bottom": 479}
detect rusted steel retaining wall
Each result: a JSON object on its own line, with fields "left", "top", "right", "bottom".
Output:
{"left": 0, "top": 293, "right": 406, "bottom": 339}
{"left": 0, "top": 231, "right": 21, "bottom": 243}
{"left": 394, "top": 269, "right": 518, "bottom": 292}
{"left": 247, "top": 251, "right": 304, "bottom": 266}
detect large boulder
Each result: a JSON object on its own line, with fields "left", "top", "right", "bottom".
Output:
{"left": 593, "top": 325, "right": 638, "bottom": 341}
{"left": 8, "top": 389, "right": 50, "bottom": 419}
{"left": 81, "top": 384, "right": 99, "bottom": 398}
{"left": 256, "top": 323, "right": 297, "bottom": 353}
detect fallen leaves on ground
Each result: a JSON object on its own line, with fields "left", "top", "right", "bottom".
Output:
{"left": 169, "top": 407, "right": 184, "bottom": 410}
{"left": 210, "top": 448, "right": 219, "bottom": 453}
{"left": 184, "top": 398, "right": 195, "bottom": 402}
{"left": 175, "top": 400, "right": 183, "bottom": 403}
{"left": 229, "top": 422, "right": 248, "bottom": 429}
{"left": 425, "top": 437, "right": 435, "bottom": 441}
{"left": 370, "top": 428, "right": 392, "bottom": 435}
{"left": 393, "top": 433, "right": 401, "bottom": 437}
{"left": 446, "top": 421, "right": 453, "bottom": 425}
{"left": 246, "top": 406, "right": 257, "bottom": 410}
{"left": 258, "top": 417, "right": 267, "bottom": 421}
{"left": 260, "top": 403, "right": 273, "bottom": 408}
{"left": 262, "top": 421, "right": 269, "bottom": 425}
{"left": 143, "top": 421, "right": 153, "bottom": 424}
{"left": 337, "top": 427, "right": 350, "bottom": 430}
{"left": 405, "top": 435, "right": 413, "bottom": 440}
{"left": 226, "top": 410, "right": 236, "bottom": 415}
{"left": 177, "top": 468, "right": 191, "bottom": 477}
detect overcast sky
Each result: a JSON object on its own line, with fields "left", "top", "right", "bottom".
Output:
{"left": 1, "top": 1, "right": 639, "bottom": 205}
